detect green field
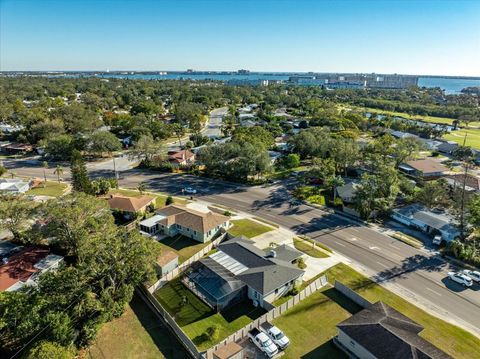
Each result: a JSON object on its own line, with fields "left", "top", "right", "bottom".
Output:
{"left": 154, "top": 278, "right": 265, "bottom": 350}
{"left": 293, "top": 237, "right": 330, "bottom": 258}
{"left": 443, "top": 128, "right": 480, "bottom": 149}
{"left": 273, "top": 263, "right": 480, "bottom": 359}
{"left": 88, "top": 296, "right": 187, "bottom": 359}
{"left": 153, "top": 235, "right": 210, "bottom": 264}
{"left": 27, "top": 181, "right": 68, "bottom": 197}
{"left": 228, "top": 218, "right": 274, "bottom": 238}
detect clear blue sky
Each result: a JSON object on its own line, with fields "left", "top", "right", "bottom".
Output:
{"left": 1, "top": 0, "right": 479, "bottom": 76}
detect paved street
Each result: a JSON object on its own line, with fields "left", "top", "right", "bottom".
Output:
{"left": 3, "top": 163, "right": 480, "bottom": 335}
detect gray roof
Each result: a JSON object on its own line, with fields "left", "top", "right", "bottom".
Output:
{"left": 393, "top": 204, "right": 459, "bottom": 236}
{"left": 212, "top": 237, "right": 304, "bottom": 295}
{"left": 272, "top": 244, "right": 303, "bottom": 263}
{"left": 336, "top": 180, "right": 360, "bottom": 202}
{"left": 338, "top": 301, "right": 451, "bottom": 359}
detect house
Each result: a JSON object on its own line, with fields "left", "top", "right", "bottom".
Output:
{"left": 391, "top": 131, "right": 420, "bottom": 140}
{"left": 1, "top": 142, "right": 33, "bottom": 155}
{"left": 156, "top": 250, "right": 179, "bottom": 277}
{"left": 445, "top": 173, "right": 480, "bottom": 193}
{"left": 335, "top": 180, "right": 361, "bottom": 203}
{"left": 391, "top": 203, "right": 459, "bottom": 242}
{"left": 399, "top": 158, "right": 448, "bottom": 180}
{"left": 0, "top": 178, "right": 31, "bottom": 194}
{"left": 240, "top": 119, "right": 256, "bottom": 127}
{"left": 335, "top": 301, "right": 451, "bottom": 359}
{"left": 213, "top": 342, "right": 244, "bottom": 359}
{"left": 0, "top": 243, "right": 63, "bottom": 292}
{"left": 138, "top": 203, "right": 230, "bottom": 243}
{"left": 168, "top": 149, "right": 196, "bottom": 166}
{"left": 107, "top": 194, "right": 155, "bottom": 218}
{"left": 437, "top": 141, "right": 459, "bottom": 155}
{"left": 185, "top": 237, "right": 304, "bottom": 310}
{"left": 268, "top": 151, "right": 282, "bottom": 164}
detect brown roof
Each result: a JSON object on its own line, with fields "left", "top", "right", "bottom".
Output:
{"left": 0, "top": 247, "right": 49, "bottom": 291}
{"left": 107, "top": 195, "right": 154, "bottom": 213}
{"left": 406, "top": 159, "right": 448, "bottom": 175}
{"left": 156, "top": 251, "right": 178, "bottom": 267}
{"left": 213, "top": 342, "right": 243, "bottom": 359}
{"left": 157, "top": 204, "right": 229, "bottom": 233}
{"left": 168, "top": 150, "right": 195, "bottom": 164}
{"left": 446, "top": 173, "right": 480, "bottom": 190}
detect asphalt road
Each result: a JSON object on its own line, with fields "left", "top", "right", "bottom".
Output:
{"left": 118, "top": 171, "right": 480, "bottom": 336}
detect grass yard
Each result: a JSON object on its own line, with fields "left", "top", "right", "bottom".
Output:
{"left": 228, "top": 218, "right": 274, "bottom": 239}
{"left": 391, "top": 232, "right": 424, "bottom": 249}
{"left": 273, "top": 263, "right": 480, "bottom": 359}
{"left": 109, "top": 188, "right": 187, "bottom": 207}
{"left": 27, "top": 181, "right": 68, "bottom": 197}
{"left": 154, "top": 278, "right": 266, "bottom": 351}
{"left": 87, "top": 296, "right": 188, "bottom": 359}
{"left": 443, "top": 128, "right": 480, "bottom": 149}
{"left": 153, "top": 235, "right": 210, "bottom": 263}
{"left": 293, "top": 237, "right": 330, "bottom": 258}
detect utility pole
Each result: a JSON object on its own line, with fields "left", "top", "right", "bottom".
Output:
{"left": 458, "top": 132, "right": 469, "bottom": 242}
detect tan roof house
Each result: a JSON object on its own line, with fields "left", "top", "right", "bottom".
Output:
{"left": 399, "top": 158, "right": 448, "bottom": 180}
{"left": 168, "top": 149, "right": 196, "bottom": 166}
{"left": 139, "top": 203, "right": 230, "bottom": 243}
{"left": 107, "top": 194, "right": 155, "bottom": 218}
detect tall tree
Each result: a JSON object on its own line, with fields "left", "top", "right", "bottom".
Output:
{"left": 70, "top": 150, "right": 92, "bottom": 194}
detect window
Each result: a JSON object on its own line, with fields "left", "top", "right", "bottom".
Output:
{"left": 186, "top": 228, "right": 190, "bottom": 232}
{"left": 275, "top": 288, "right": 279, "bottom": 294}
{"left": 194, "top": 230, "right": 197, "bottom": 235}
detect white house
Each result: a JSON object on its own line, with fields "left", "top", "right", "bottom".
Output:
{"left": 0, "top": 179, "right": 31, "bottom": 194}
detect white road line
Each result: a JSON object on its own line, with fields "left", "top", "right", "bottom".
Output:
{"left": 348, "top": 237, "right": 357, "bottom": 241}
{"left": 335, "top": 242, "right": 346, "bottom": 247}
{"left": 426, "top": 287, "right": 443, "bottom": 297}
{"left": 369, "top": 246, "right": 379, "bottom": 250}
{"left": 375, "top": 261, "right": 388, "bottom": 267}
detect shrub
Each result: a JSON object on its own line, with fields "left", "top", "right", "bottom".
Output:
{"left": 206, "top": 325, "right": 220, "bottom": 341}
{"left": 289, "top": 284, "right": 300, "bottom": 296}
{"left": 223, "top": 210, "right": 232, "bottom": 217}
{"left": 297, "top": 257, "right": 307, "bottom": 269}
{"left": 307, "top": 194, "right": 326, "bottom": 205}
{"left": 165, "top": 195, "right": 174, "bottom": 205}
{"left": 333, "top": 197, "right": 344, "bottom": 207}
{"left": 0, "top": 166, "right": 6, "bottom": 177}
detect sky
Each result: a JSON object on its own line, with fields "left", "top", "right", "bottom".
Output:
{"left": 1, "top": 0, "right": 479, "bottom": 76}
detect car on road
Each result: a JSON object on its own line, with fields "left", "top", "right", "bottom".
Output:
{"left": 260, "top": 322, "right": 290, "bottom": 350}
{"left": 448, "top": 271, "right": 473, "bottom": 287}
{"left": 183, "top": 187, "right": 197, "bottom": 194}
{"left": 462, "top": 269, "right": 480, "bottom": 283}
{"left": 248, "top": 328, "right": 279, "bottom": 358}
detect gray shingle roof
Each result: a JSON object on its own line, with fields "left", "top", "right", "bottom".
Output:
{"left": 215, "top": 237, "right": 304, "bottom": 295}
{"left": 338, "top": 302, "right": 451, "bottom": 359}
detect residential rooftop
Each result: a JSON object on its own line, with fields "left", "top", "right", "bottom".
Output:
{"left": 107, "top": 194, "right": 154, "bottom": 213}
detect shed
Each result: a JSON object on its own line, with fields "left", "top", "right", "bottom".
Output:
{"left": 156, "top": 251, "right": 179, "bottom": 277}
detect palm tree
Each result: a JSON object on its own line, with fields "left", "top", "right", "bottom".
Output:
{"left": 54, "top": 165, "right": 64, "bottom": 183}
{"left": 42, "top": 161, "right": 48, "bottom": 187}
{"left": 137, "top": 183, "right": 147, "bottom": 195}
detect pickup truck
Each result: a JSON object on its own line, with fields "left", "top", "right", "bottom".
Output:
{"left": 248, "top": 328, "right": 279, "bottom": 358}
{"left": 260, "top": 322, "right": 290, "bottom": 350}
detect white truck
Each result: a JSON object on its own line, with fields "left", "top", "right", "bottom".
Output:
{"left": 260, "top": 322, "right": 290, "bottom": 350}
{"left": 248, "top": 328, "right": 279, "bottom": 358}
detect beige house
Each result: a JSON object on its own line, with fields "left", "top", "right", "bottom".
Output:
{"left": 107, "top": 194, "right": 155, "bottom": 218}
{"left": 139, "top": 204, "right": 230, "bottom": 242}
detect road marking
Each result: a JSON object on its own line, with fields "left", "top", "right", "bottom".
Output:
{"left": 348, "top": 237, "right": 357, "bottom": 241}
{"left": 335, "top": 242, "right": 346, "bottom": 247}
{"left": 369, "top": 246, "right": 379, "bottom": 250}
{"left": 375, "top": 261, "right": 388, "bottom": 267}
{"left": 426, "top": 287, "right": 442, "bottom": 297}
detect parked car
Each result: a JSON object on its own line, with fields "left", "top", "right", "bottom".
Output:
{"left": 448, "top": 271, "right": 473, "bottom": 287}
{"left": 432, "top": 235, "right": 442, "bottom": 245}
{"left": 184, "top": 187, "right": 197, "bottom": 194}
{"left": 260, "top": 322, "right": 290, "bottom": 350}
{"left": 248, "top": 328, "right": 279, "bottom": 358}
{"left": 463, "top": 269, "right": 480, "bottom": 283}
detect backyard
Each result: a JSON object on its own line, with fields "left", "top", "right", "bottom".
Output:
{"left": 153, "top": 235, "right": 210, "bottom": 264}
{"left": 154, "top": 277, "right": 265, "bottom": 351}
{"left": 272, "top": 263, "right": 480, "bottom": 359}
{"left": 87, "top": 296, "right": 188, "bottom": 359}
{"left": 26, "top": 181, "right": 68, "bottom": 197}
{"left": 228, "top": 218, "right": 274, "bottom": 238}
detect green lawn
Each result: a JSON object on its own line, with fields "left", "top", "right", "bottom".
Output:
{"left": 154, "top": 278, "right": 266, "bottom": 351}
{"left": 228, "top": 219, "right": 274, "bottom": 239}
{"left": 87, "top": 296, "right": 187, "bottom": 359}
{"left": 391, "top": 232, "right": 424, "bottom": 249}
{"left": 273, "top": 263, "right": 480, "bottom": 359}
{"left": 293, "top": 237, "right": 330, "bottom": 258}
{"left": 153, "top": 235, "right": 210, "bottom": 263}
{"left": 443, "top": 128, "right": 480, "bottom": 149}
{"left": 27, "top": 181, "right": 68, "bottom": 197}
{"left": 109, "top": 188, "right": 187, "bottom": 207}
